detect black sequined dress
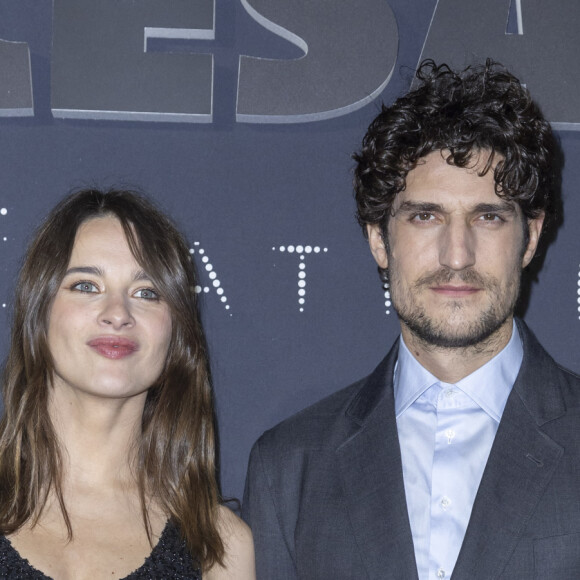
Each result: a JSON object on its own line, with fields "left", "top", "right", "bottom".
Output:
{"left": 0, "top": 521, "right": 201, "bottom": 579}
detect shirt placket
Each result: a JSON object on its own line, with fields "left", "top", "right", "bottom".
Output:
{"left": 428, "top": 384, "right": 462, "bottom": 580}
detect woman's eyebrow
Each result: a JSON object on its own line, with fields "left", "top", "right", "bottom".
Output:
{"left": 63, "top": 267, "right": 152, "bottom": 281}
{"left": 63, "top": 266, "right": 103, "bottom": 277}
{"left": 133, "top": 269, "right": 152, "bottom": 282}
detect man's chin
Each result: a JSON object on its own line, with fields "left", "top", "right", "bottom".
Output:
{"left": 400, "top": 313, "right": 511, "bottom": 349}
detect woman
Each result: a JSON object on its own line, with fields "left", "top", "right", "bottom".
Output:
{"left": 0, "top": 189, "right": 255, "bottom": 579}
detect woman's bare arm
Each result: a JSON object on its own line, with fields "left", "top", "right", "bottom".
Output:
{"left": 205, "top": 506, "right": 256, "bottom": 580}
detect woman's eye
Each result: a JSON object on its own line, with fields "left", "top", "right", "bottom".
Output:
{"left": 72, "top": 281, "right": 98, "bottom": 293}
{"left": 134, "top": 288, "right": 160, "bottom": 300}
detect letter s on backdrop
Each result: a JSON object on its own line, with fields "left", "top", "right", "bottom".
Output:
{"left": 236, "top": 0, "right": 398, "bottom": 123}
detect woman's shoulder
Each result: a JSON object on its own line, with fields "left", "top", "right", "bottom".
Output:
{"left": 205, "top": 506, "right": 255, "bottom": 580}
{"left": 216, "top": 505, "right": 252, "bottom": 538}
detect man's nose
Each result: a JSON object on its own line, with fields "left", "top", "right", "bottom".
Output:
{"left": 438, "top": 220, "right": 476, "bottom": 271}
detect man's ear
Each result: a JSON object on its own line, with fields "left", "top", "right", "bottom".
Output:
{"left": 522, "top": 212, "right": 545, "bottom": 268}
{"left": 367, "top": 224, "right": 389, "bottom": 269}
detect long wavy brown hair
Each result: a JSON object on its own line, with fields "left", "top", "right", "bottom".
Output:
{"left": 0, "top": 188, "right": 224, "bottom": 569}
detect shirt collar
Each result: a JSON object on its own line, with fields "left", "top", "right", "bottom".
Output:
{"left": 394, "top": 320, "right": 523, "bottom": 422}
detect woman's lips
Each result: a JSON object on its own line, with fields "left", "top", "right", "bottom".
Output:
{"left": 87, "top": 337, "right": 139, "bottom": 359}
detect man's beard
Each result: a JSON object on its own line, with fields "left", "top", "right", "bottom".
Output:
{"left": 390, "top": 266, "right": 520, "bottom": 349}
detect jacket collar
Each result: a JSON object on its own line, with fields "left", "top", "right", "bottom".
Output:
{"left": 344, "top": 339, "right": 399, "bottom": 428}
{"left": 344, "top": 318, "right": 567, "bottom": 429}
{"left": 512, "top": 317, "right": 566, "bottom": 426}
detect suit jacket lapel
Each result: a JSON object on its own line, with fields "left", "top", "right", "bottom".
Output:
{"left": 452, "top": 320, "right": 566, "bottom": 579}
{"left": 336, "top": 343, "right": 419, "bottom": 580}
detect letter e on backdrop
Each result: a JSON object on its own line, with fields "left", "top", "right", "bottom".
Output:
{"left": 51, "top": 0, "right": 215, "bottom": 122}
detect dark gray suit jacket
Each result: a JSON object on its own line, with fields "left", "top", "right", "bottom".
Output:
{"left": 242, "top": 320, "right": 580, "bottom": 579}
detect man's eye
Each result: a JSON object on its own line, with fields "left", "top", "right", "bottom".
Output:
{"left": 480, "top": 213, "right": 502, "bottom": 222}
{"left": 72, "top": 281, "right": 98, "bottom": 293}
{"left": 134, "top": 288, "right": 160, "bottom": 300}
{"left": 412, "top": 212, "right": 435, "bottom": 222}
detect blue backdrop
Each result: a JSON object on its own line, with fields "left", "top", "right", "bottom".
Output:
{"left": 0, "top": 0, "right": 578, "bottom": 501}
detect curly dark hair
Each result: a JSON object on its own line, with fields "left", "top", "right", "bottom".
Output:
{"left": 354, "top": 59, "right": 559, "bottom": 237}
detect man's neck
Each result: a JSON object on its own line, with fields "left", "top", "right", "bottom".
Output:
{"left": 400, "top": 317, "right": 515, "bottom": 384}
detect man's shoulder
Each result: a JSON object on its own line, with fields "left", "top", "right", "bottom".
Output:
{"left": 554, "top": 359, "right": 580, "bottom": 382}
{"left": 516, "top": 318, "right": 580, "bottom": 415}
{"left": 254, "top": 341, "right": 399, "bottom": 457}
{"left": 256, "top": 376, "right": 368, "bottom": 453}
{"left": 247, "top": 375, "right": 378, "bottom": 492}
{"left": 518, "top": 318, "right": 580, "bottom": 386}
{"left": 553, "top": 361, "right": 580, "bottom": 399}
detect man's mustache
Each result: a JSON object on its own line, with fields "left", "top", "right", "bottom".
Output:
{"left": 413, "top": 267, "right": 489, "bottom": 289}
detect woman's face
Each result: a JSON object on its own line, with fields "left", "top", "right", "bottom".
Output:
{"left": 47, "top": 216, "right": 173, "bottom": 401}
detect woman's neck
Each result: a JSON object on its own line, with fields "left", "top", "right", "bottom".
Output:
{"left": 47, "top": 381, "right": 147, "bottom": 491}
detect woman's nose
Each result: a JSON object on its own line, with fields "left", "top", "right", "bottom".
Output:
{"left": 98, "top": 294, "right": 135, "bottom": 329}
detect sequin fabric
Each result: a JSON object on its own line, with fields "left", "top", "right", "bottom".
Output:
{"left": 0, "top": 521, "right": 202, "bottom": 579}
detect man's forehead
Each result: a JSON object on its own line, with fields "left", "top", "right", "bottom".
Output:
{"left": 391, "top": 150, "right": 517, "bottom": 213}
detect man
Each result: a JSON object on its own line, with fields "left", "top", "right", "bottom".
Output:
{"left": 242, "top": 60, "right": 580, "bottom": 579}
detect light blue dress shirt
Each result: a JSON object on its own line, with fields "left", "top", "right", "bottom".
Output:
{"left": 394, "top": 321, "right": 523, "bottom": 580}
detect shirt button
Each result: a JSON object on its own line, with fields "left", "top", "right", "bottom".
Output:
{"left": 444, "top": 389, "right": 455, "bottom": 398}
{"left": 445, "top": 429, "right": 455, "bottom": 444}
{"left": 437, "top": 569, "right": 446, "bottom": 579}
{"left": 440, "top": 496, "right": 451, "bottom": 510}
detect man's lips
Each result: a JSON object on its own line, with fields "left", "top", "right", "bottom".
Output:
{"left": 87, "top": 337, "right": 139, "bottom": 359}
{"left": 430, "top": 285, "right": 481, "bottom": 297}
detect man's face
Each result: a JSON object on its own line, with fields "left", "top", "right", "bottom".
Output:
{"left": 367, "top": 151, "right": 544, "bottom": 349}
